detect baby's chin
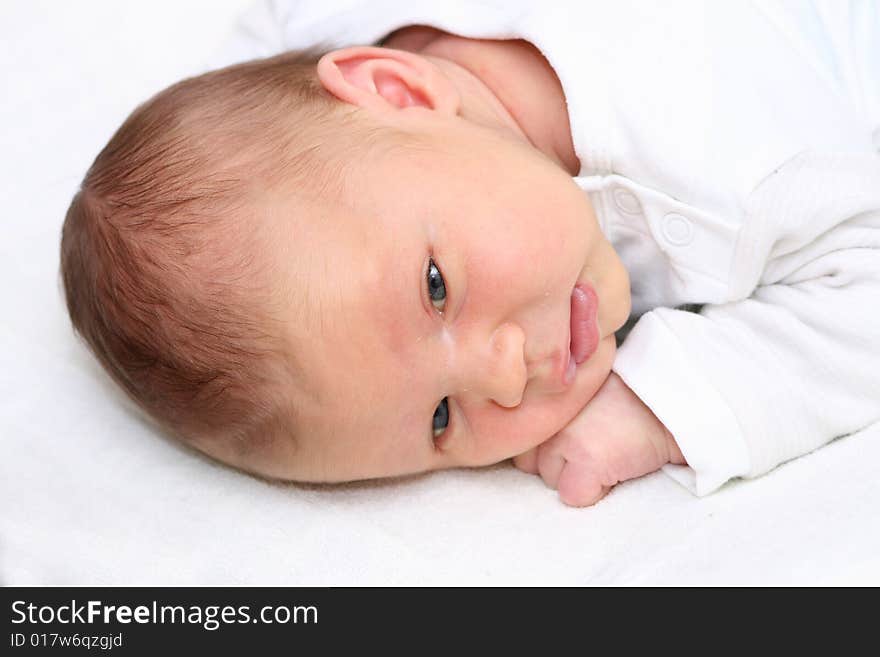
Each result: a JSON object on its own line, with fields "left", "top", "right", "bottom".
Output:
{"left": 531, "top": 335, "right": 616, "bottom": 448}
{"left": 567, "top": 333, "right": 617, "bottom": 410}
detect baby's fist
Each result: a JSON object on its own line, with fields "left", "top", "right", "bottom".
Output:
{"left": 513, "top": 373, "right": 685, "bottom": 507}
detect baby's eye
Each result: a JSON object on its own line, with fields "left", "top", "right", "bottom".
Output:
{"left": 432, "top": 397, "right": 449, "bottom": 439}
{"left": 426, "top": 258, "right": 446, "bottom": 312}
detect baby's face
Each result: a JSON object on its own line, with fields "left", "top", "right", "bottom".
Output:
{"left": 260, "top": 113, "right": 630, "bottom": 482}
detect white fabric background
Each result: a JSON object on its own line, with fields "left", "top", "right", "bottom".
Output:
{"left": 2, "top": 0, "right": 879, "bottom": 585}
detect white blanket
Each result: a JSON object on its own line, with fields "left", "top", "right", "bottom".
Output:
{"left": 2, "top": 0, "right": 878, "bottom": 586}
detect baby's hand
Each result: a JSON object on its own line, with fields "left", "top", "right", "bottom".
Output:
{"left": 513, "top": 373, "right": 686, "bottom": 507}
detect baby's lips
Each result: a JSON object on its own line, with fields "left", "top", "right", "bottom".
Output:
{"left": 570, "top": 283, "right": 599, "bottom": 364}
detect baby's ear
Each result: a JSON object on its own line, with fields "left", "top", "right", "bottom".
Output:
{"left": 316, "top": 46, "right": 460, "bottom": 115}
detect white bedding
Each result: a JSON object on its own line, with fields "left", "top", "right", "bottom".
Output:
{"left": 2, "top": 0, "right": 878, "bottom": 586}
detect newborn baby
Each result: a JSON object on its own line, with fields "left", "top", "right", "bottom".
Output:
{"left": 60, "top": 1, "right": 879, "bottom": 505}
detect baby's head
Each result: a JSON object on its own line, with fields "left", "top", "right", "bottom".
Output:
{"left": 60, "top": 42, "right": 630, "bottom": 483}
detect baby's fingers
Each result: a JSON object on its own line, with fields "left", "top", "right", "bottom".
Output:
{"left": 536, "top": 443, "right": 565, "bottom": 490}
{"left": 512, "top": 448, "right": 538, "bottom": 474}
{"left": 556, "top": 461, "right": 611, "bottom": 507}
{"left": 540, "top": 431, "right": 612, "bottom": 506}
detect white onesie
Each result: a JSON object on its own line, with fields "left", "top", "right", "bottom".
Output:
{"left": 214, "top": 0, "right": 880, "bottom": 495}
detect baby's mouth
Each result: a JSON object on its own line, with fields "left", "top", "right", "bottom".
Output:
{"left": 569, "top": 282, "right": 599, "bottom": 366}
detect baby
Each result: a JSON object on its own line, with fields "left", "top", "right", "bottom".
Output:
{"left": 60, "top": 1, "right": 879, "bottom": 506}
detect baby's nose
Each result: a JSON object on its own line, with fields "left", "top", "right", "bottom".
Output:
{"left": 471, "top": 322, "right": 527, "bottom": 408}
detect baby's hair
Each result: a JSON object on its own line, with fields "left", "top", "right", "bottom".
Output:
{"left": 59, "top": 49, "right": 366, "bottom": 467}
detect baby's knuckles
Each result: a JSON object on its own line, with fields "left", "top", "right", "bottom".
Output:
{"left": 551, "top": 426, "right": 617, "bottom": 506}
{"left": 557, "top": 464, "right": 610, "bottom": 507}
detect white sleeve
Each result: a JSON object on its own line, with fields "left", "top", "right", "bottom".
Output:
{"left": 753, "top": 0, "right": 880, "bottom": 149}
{"left": 810, "top": 0, "right": 880, "bottom": 145}
{"left": 613, "top": 152, "right": 880, "bottom": 496}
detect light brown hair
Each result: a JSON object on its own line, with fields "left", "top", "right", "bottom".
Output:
{"left": 59, "top": 50, "right": 355, "bottom": 464}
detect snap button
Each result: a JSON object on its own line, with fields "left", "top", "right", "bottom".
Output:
{"left": 661, "top": 213, "right": 694, "bottom": 246}
{"left": 612, "top": 187, "right": 643, "bottom": 215}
